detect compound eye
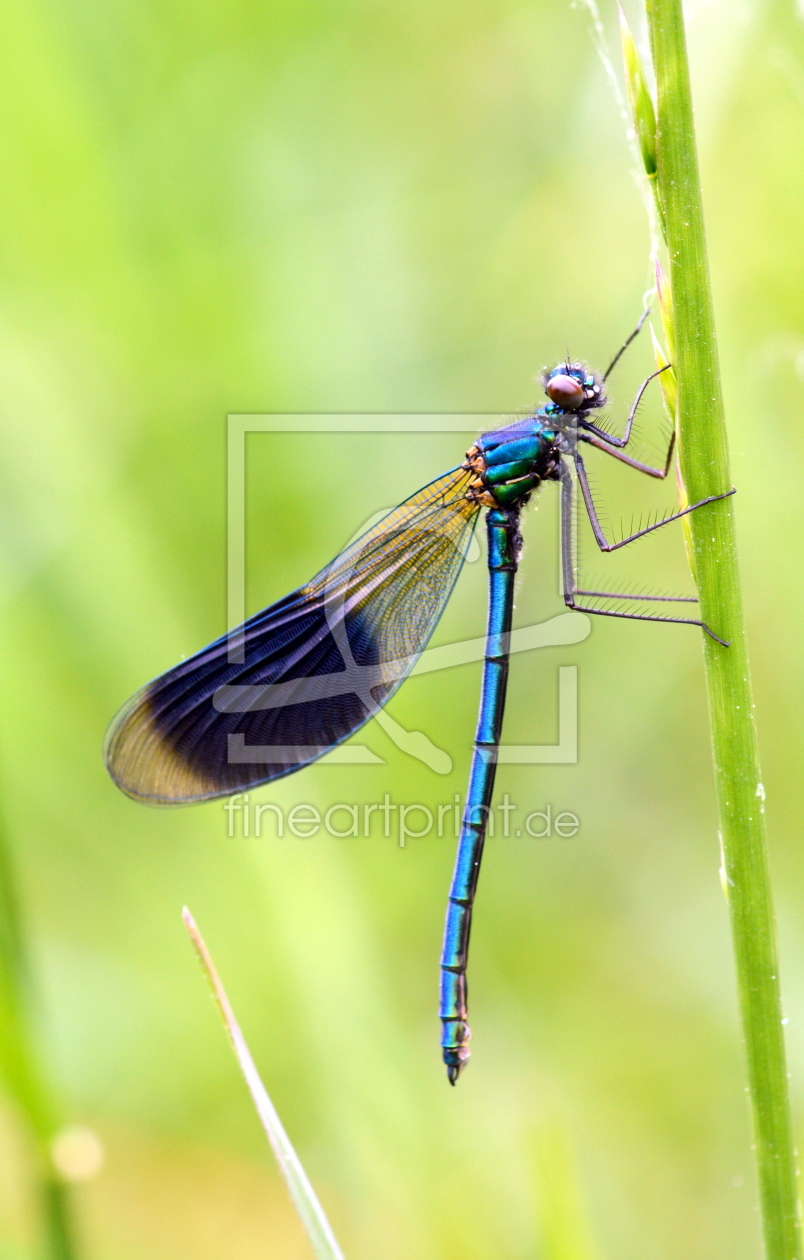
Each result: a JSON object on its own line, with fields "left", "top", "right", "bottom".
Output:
{"left": 546, "top": 373, "right": 585, "bottom": 410}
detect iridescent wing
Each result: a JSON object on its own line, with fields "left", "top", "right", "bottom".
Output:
{"left": 105, "top": 466, "right": 479, "bottom": 804}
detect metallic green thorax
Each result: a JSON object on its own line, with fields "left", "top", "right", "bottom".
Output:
{"left": 465, "top": 414, "right": 561, "bottom": 509}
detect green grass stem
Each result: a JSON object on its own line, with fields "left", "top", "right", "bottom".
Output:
{"left": 0, "top": 812, "right": 79, "bottom": 1259}
{"left": 533, "top": 1122, "right": 601, "bottom": 1260}
{"left": 645, "top": 2, "right": 802, "bottom": 1255}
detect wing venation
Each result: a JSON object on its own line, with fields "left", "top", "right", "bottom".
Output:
{"left": 105, "top": 466, "right": 479, "bottom": 804}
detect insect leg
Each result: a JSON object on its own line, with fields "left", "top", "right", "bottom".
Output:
{"left": 559, "top": 462, "right": 730, "bottom": 645}
{"left": 580, "top": 427, "right": 675, "bottom": 480}
{"left": 579, "top": 365, "right": 670, "bottom": 448}
{"left": 573, "top": 450, "right": 734, "bottom": 553}
{"left": 603, "top": 307, "right": 651, "bottom": 379}
{"left": 574, "top": 589, "right": 697, "bottom": 603}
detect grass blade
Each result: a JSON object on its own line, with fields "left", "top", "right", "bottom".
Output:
{"left": 533, "top": 1121, "right": 601, "bottom": 1260}
{"left": 0, "top": 810, "right": 79, "bottom": 1259}
{"left": 182, "top": 907, "right": 347, "bottom": 1260}
{"left": 644, "top": 1, "right": 803, "bottom": 1255}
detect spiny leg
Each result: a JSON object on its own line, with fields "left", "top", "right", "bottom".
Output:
{"left": 575, "top": 589, "right": 697, "bottom": 603}
{"left": 573, "top": 449, "right": 734, "bottom": 554}
{"left": 558, "top": 463, "right": 731, "bottom": 645}
{"left": 579, "top": 365, "right": 670, "bottom": 448}
{"left": 581, "top": 428, "right": 676, "bottom": 480}
{"left": 603, "top": 306, "right": 651, "bottom": 380}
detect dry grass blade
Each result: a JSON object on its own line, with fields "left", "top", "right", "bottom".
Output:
{"left": 182, "top": 907, "right": 347, "bottom": 1260}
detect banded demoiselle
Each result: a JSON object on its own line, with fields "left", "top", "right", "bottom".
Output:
{"left": 106, "top": 316, "right": 734, "bottom": 1082}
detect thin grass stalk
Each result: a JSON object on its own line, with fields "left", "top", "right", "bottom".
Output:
{"left": 533, "top": 1122, "right": 601, "bottom": 1260}
{"left": 183, "top": 908, "right": 347, "bottom": 1260}
{"left": 644, "top": 1, "right": 802, "bottom": 1255}
{"left": 0, "top": 812, "right": 78, "bottom": 1259}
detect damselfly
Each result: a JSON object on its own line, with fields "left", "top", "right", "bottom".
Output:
{"left": 105, "top": 313, "right": 734, "bottom": 1083}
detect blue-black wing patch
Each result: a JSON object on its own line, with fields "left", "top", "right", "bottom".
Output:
{"left": 105, "top": 466, "right": 479, "bottom": 804}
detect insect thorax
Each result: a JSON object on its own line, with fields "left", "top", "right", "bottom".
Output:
{"left": 464, "top": 415, "right": 560, "bottom": 509}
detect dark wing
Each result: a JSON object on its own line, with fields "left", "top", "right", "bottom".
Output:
{"left": 105, "top": 466, "right": 479, "bottom": 804}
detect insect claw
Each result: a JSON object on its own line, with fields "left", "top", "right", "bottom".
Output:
{"left": 703, "top": 624, "right": 731, "bottom": 647}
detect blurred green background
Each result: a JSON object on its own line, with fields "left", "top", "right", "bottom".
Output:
{"left": 0, "top": 0, "right": 803, "bottom": 1256}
